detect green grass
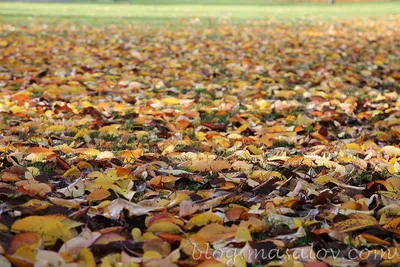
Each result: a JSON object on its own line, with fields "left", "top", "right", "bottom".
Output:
{"left": 0, "top": 1, "right": 399, "bottom": 25}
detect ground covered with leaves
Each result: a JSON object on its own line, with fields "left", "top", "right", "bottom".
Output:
{"left": 0, "top": 17, "right": 400, "bottom": 267}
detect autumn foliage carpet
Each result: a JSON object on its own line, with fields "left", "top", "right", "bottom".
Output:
{"left": 1, "top": 17, "right": 400, "bottom": 267}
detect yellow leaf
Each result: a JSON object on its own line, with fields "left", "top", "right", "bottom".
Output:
{"left": 190, "top": 160, "right": 232, "bottom": 172}
{"left": 382, "top": 146, "right": 400, "bottom": 157}
{"left": 383, "top": 217, "right": 400, "bottom": 234}
{"left": 141, "top": 232, "right": 160, "bottom": 241}
{"left": 180, "top": 234, "right": 210, "bottom": 260}
{"left": 195, "top": 132, "right": 206, "bottom": 141}
{"left": 345, "top": 143, "right": 362, "bottom": 150}
{"left": 235, "top": 226, "right": 252, "bottom": 242}
{"left": 134, "top": 131, "right": 149, "bottom": 139}
{"left": 76, "top": 116, "right": 91, "bottom": 126}
{"left": 161, "top": 144, "right": 175, "bottom": 155}
{"left": 143, "top": 251, "right": 162, "bottom": 261}
{"left": 48, "top": 197, "right": 83, "bottom": 209}
{"left": 131, "top": 228, "right": 142, "bottom": 241}
{"left": 78, "top": 248, "right": 96, "bottom": 267}
{"left": 20, "top": 199, "right": 50, "bottom": 211}
{"left": 295, "top": 114, "right": 314, "bottom": 127}
{"left": 388, "top": 164, "right": 398, "bottom": 174}
{"left": 96, "top": 151, "right": 114, "bottom": 160}
{"left": 26, "top": 167, "right": 40, "bottom": 177}
{"left": 256, "top": 99, "right": 271, "bottom": 110}
{"left": 99, "top": 253, "right": 121, "bottom": 267}
{"left": 45, "top": 125, "right": 66, "bottom": 132}
{"left": 285, "top": 156, "right": 314, "bottom": 167}
{"left": 63, "top": 166, "right": 81, "bottom": 178}
{"left": 247, "top": 145, "right": 263, "bottom": 155}
{"left": 314, "top": 175, "right": 340, "bottom": 185}
{"left": 185, "top": 213, "right": 223, "bottom": 230}
{"left": 0, "top": 223, "right": 8, "bottom": 232}
{"left": 6, "top": 242, "right": 38, "bottom": 267}
{"left": 387, "top": 178, "right": 400, "bottom": 190}
{"left": 99, "top": 124, "right": 120, "bottom": 136}
{"left": 197, "top": 259, "right": 226, "bottom": 267}
{"left": 0, "top": 40, "right": 8, "bottom": 47}
{"left": 162, "top": 97, "right": 179, "bottom": 105}
{"left": 74, "top": 128, "right": 90, "bottom": 139}
{"left": 44, "top": 214, "right": 83, "bottom": 229}
{"left": 275, "top": 90, "right": 296, "bottom": 99}
{"left": 74, "top": 148, "right": 100, "bottom": 157}
{"left": 334, "top": 219, "right": 376, "bottom": 233}
{"left": 248, "top": 170, "right": 284, "bottom": 182}
{"left": 119, "top": 149, "right": 143, "bottom": 162}
{"left": 12, "top": 216, "right": 72, "bottom": 245}
{"left": 338, "top": 156, "right": 367, "bottom": 169}
{"left": 148, "top": 222, "right": 182, "bottom": 234}
{"left": 360, "top": 233, "right": 391, "bottom": 246}
{"left": 231, "top": 161, "right": 252, "bottom": 172}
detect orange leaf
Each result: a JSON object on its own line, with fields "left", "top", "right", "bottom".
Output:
{"left": 26, "top": 147, "right": 53, "bottom": 154}
{"left": 93, "top": 232, "right": 125, "bottom": 245}
{"left": 197, "top": 223, "right": 237, "bottom": 242}
{"left": 7, "top": 233, "right": 40, "bottom": 255}
{"left": 87, "top": 189, "right": 111, "bottom": 202}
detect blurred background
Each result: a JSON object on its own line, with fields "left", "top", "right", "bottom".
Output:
{"left": 0, "top": 0, "right": 399, "bottom": 25}
{"left": 1, "top": 0, "right": 398, "bottom": 3}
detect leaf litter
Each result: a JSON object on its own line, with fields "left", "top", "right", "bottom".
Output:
{"left": 0, "top": 17, "right": 400, "bottom": 266}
